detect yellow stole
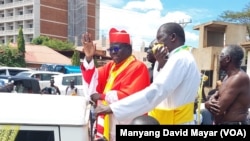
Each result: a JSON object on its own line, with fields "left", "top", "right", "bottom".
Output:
{"left": 148, "top": 45, "right": 194, "bottom": 124}
{"left": 148, "top": 103, "right": 194, "bottom": 124}
{"left": 102, "top": 55, "right": 135, "bottom": 140}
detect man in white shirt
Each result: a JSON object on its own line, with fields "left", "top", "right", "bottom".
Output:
{"left": 94, "top": 22, "right": 201, "bottom": 125}
{"left": 65, "top": 80, "right": 78, "bottom": 96}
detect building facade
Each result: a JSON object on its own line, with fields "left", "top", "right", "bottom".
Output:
{"left": 0, "top": 0, "right": 99, "bottom": 45}
{"left": 192, "top": 21, "right": 248, "bottom": 91}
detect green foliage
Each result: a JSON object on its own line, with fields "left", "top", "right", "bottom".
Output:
{"left": 71, "top": 50, "right": 80, "bottom": 66}
{"left": 0, "top": 28, "right": 26, "bottom": 67}
{"left": 32, "top": 36, "right": 75, "bottom": 51}
{"left": 218, "top": 2, "right": 250, "bottom": 35}
{"left": 17, "top": 27, "right": 25, "bottom": 54}
{"left": 31, "top": 36, "right": 49, "bottom": 45}
{"left": 0, "top": 44, "right": 26, "bottom": 67}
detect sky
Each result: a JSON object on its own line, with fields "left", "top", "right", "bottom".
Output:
{"left": 99, "top": 0, "right": 250, "bottom": 51}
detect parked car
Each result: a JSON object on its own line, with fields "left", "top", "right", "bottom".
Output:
{"left": 15, "top": 70, "right": 63, "bottom": 90}
{"left": 53, "top": 65, "right": 81, "bottom": 74}
{"left": 0, "top": 75, "right": 41, "bottom": 93}
{"left": 39, "top": 64, "right": 55, "bottom": 71}
{"left": 0, "top": 66, "right": 32, "bottom": 76}
{"left": 40, "top": 64, "right": 81, "bottom": 74}
{"left": 52, "top": 73, "right": 84, "bottom": 96}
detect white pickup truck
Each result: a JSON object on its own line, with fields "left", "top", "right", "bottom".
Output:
{"left": 0, "top": 93, "right": 91, "bottom": 141}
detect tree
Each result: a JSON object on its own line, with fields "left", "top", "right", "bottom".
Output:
{"left": 71, "top": 50, "right": 80, "bottom": 66}
{"left": 0, "top": 44, "right": 25, "bottom": 67}
{"left": 32, "top": 36, "right": 75, "bottom": 51}
{"left": 17, "top": 27, "right": 25, "bottom": 55}
{"left": 218, "top": 2, "right": 250, "bottom": 37}
{"left": 17, "top": 27, "right": 26, "bottom": 67}
{"left": 31, "top": 35, "right": 49, "bottom": 45}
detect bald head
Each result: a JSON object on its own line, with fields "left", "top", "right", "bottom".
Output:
{"left": 156, "top": 22, "right": 185, "bottom": 52}
{"left": 131, "top": 115, "right": 160, "bottom": 125}
{"left": 157, "top": 22, "right": 185, "bottom": 44}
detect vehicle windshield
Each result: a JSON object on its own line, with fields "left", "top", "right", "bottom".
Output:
{"left": 0, "top": 79, "right": 6, "bottom": 86}
{"left": 62, "top": 75, "right": 82, "bottom": 85}
{"left": 15, "top": 72, "right": 31, "bottom": 77}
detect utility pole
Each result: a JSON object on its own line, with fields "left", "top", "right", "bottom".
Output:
{"left": 177, "top": 19, "right": 192, "bottom": 28}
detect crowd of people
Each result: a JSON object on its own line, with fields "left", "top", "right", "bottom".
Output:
{"left": 1, "top": 21, "right": 249, "bottom": 141}
{"left": 79, "top": 22, "right": 250, "bottom": 141}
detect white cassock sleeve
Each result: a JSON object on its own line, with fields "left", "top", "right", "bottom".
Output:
{"left": 110, "top": 53, "right": 189, "bottom": 121}
{"left": 81, "top": 58, "right": 98, "bottom": 101}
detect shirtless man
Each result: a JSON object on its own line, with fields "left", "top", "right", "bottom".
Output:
{"left": 205, "top": 44, "right": 250, "bottom": 125}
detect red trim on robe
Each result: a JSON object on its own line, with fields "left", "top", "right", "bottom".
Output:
{"left": 80, "top": 63, "right": 95, "bottom": 84}
{"left": 81, "top": 59, "right": 150, "bottom": 140}
{"left": 96, "top": 60, "right": 150, "bottom": 100}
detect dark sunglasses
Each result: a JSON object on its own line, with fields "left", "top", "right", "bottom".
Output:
{"left": 107, "top": 45, "right": 122, "bottom": 53}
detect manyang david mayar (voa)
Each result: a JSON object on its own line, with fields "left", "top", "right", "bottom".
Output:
{"left": 163, "top": 129, "right": 188, "bottom": 136}
{"left": 120, "top": 129, "right": 161, "bottom": 138}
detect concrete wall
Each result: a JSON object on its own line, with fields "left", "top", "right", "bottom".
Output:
{"left": 241, "top": 42, "right": 250, "bottom": 76}
{"left": 192, "top": 47, "right": 222, "bottom": 70}
{"left": 225, "top": 24, "right": 247, "bottom": 45}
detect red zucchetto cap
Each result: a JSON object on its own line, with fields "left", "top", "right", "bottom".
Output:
{"left": 109, "top": 28, "right": 131, "bottom": 44}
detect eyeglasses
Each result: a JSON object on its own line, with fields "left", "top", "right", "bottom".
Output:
{"left": 107, "top": 45, "right": 122, "bottom": 53}
{"left": 219, "top": 53, "right": 228, "bottom": 58}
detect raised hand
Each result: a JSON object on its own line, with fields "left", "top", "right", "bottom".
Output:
{"left": 81, "top": 32, "right": 96, "bottom": 62}
{"left": 154, "top": 46, "right": 168, "bottom": 71}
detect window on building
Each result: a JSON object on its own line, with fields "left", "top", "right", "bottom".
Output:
{"left": 28, "top": 9, "right": 33, "bottom": 14}
{"left": 0, "top": 12, "right": 4, "bottom": 17}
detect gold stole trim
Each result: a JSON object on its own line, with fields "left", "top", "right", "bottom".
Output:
{"left": 148, "top": 102, "right": 194, "bottom": 124}
{"left": 103, "top": 55, "right": 135, "bottom": 140}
